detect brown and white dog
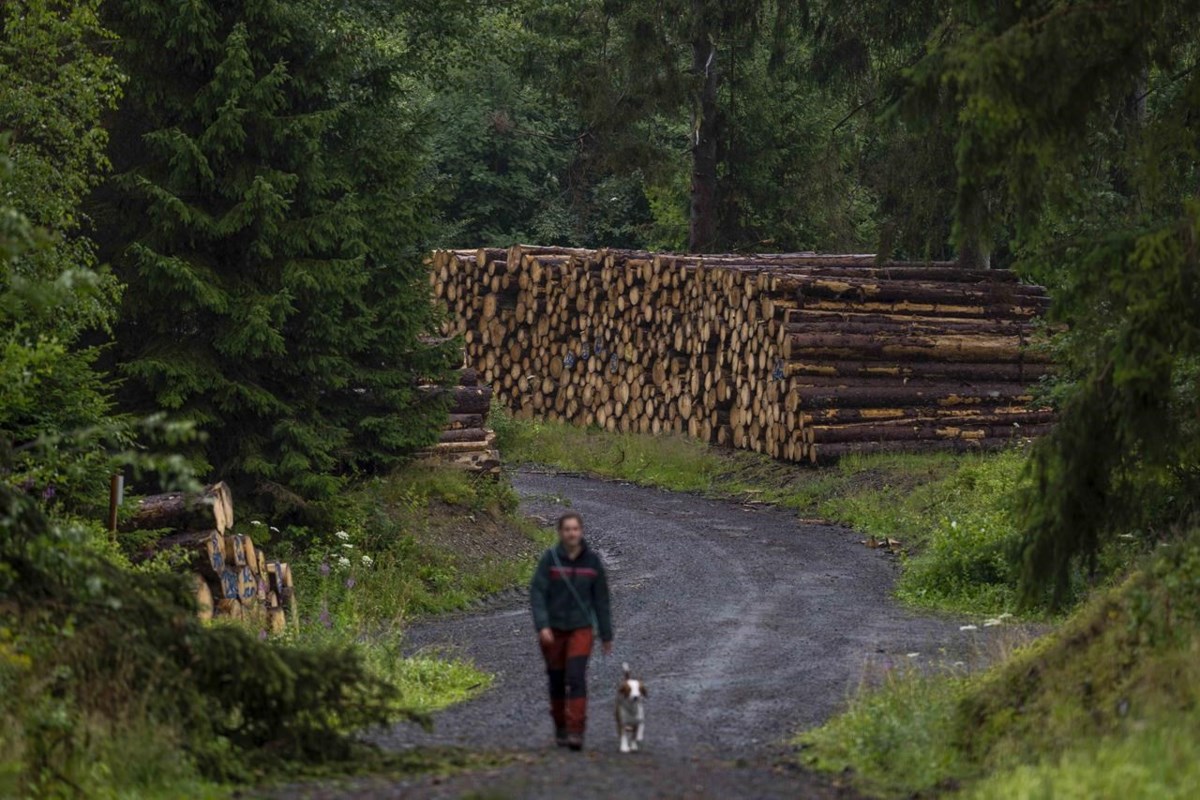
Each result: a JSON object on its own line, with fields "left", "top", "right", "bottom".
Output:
{"left": 615, "top": 662, "right": 647, "bottom": 753}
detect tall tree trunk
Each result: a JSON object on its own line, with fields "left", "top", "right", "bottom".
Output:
{"left": 689, "top": 10, "right": 719, "bottom": 253}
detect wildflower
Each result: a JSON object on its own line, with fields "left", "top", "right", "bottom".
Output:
{"left": 42, "top": 485, "right": 56, "bottom": 501}
{"left": 318, "top": 605, "right": 333, "bottom": 629}
{"left": 336, "top": 555, "right": 350, "bottom": 568}
{"left": 334, "top": 530, "right": 350, "bottom": 541}
{"left": 341, "top": 542, "right": 354, "bottom": 549}
{"left": 250, "top": 520, "right": 263, "bottom": 526}
{"left": 269, "top": 526, "right": 280, "bottom": 533}
{"left": 959, "top": 624, "right": 978, "bottom": 631}
{"left": 319, "top": 561, "right": 331, "bottom": 577}
{"left": 950, "top": 520, "right": 958, "bottom": 530}
{"left": 345, "top": 576, "right": 356, "bottom": 589}
{"left": 361, "top": 555, "right": 374, "bottom": 567}
{"left": 258, "top": 629, "right": 269, "bottom": 641}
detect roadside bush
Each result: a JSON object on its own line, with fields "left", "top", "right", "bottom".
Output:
{"left": 0, "top": 484, "right": 416, "bottom": 796}
{"left": 800, "top": 528, "right": 1200, "bottom": 798}
{"left": 291, "top": 463, "right": 548, "bottom": 627}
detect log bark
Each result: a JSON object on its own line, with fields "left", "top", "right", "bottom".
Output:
{"left": 792, "top": 383, "right": 1034, "bottom": 409}
{"left": 782, "top": 332, "right": 1049, "bottom": 363}
{"left": 121, "top": 482, "right": 233, "bottom": 534}
{"left": 783, "top": 359, "right": 1049, "bottom": 383}
{"left": 807, "top": 421, "right": 1053, "bottom": 444}
{"left": 438, "top": 427, "right": 491, "bottom": 443}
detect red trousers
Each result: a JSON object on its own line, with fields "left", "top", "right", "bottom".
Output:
{"left": 540, "top": 627, "right": 594, "bottom": 734}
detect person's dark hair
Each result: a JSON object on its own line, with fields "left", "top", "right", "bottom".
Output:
{"left": 556, "top": 511, "right": 583, "bottom": 531}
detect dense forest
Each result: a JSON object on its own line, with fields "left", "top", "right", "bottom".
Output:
{"left": 2, "top": 0, "right": 1199, "bottom": 797}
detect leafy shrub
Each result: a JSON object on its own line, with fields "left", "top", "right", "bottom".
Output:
{"left": 801, "top": 528, "right": 1200, "bottom": 798}
{"left": 0, "top": 483, "right": 415, "bottom": 794}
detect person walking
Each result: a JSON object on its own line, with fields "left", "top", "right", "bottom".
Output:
{"left": 529, "top": 511, "right": 613, "bottom": 751}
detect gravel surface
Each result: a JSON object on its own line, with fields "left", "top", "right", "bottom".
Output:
{"left": 280, "top": 470, "right": 1008, "bottom": 799}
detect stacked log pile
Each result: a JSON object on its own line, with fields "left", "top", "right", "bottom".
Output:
{"left": 430, "top": 246, "right": 1052, "bottom": 462}
{"left": 125, "top": 482, "right": 296, "bottom": 632}
{"left": 418, "top": 367, "right": 502, "bottom": 474}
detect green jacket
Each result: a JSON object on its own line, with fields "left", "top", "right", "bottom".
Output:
{"left": 529, "top": 540, "right": 613, "bottom": 642}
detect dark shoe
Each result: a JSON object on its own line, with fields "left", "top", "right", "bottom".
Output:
{"left": 555, "top": 729, "right": 569, "bottom": 748}
{"left": 566, "top": 732, "right": 584, "bottom": 751}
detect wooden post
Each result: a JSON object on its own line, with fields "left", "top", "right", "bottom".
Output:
{"left": 108, "top": 473, "right": 124, "bottom": 534}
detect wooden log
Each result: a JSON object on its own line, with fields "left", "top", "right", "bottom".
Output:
{"left": 141, "top": 529, "right": 226, "bottom": 577}
{"left": 776, "top": 316, "right": 1035, "bottom": 337}
{"left": 782, "top": 359, "right": 1049, "bottom": 383}
{"left": 215, "top": 598, "right": 243, "bottom": 619}
{"left": 423, "top": 434, "right": 498, "bottom": 454}
{"left": 223, "top": 534, "right": 247, "bottom": 568}
{"left": 218, "top": 568, "right": 240, "bottom": 600}
{"left": 419, "top": 384, "right": 494, "bottom": 414}
{"left": 241, "top": 535, "right": 258, "bottom": 575}
{"left": 192, "top": 574, "right": 214, "bottom": 622}
{"left": 782, "top": 332, "right": 1049, "bottom": 363}
{"left": 121, "top": 482, "right": 234, "bottom": 534}
{"left": 792, "top": 383, "right": 1035, "bottom": 409}
{"left": 772, "top": 275, "right": 1048, "bottom": 304}
{"left": 446, "top": 412, "right": 486, "bottom": 430}
{"left": 236, "top": 565, "right": 257, "bottom": 602}
{"left": 807, "top": 421, "right": 1053, "bottom": 444}
{"left": 437, "top": 427, "right": 491, "bottom": 444}
{"left": 800, "top": 407, "right": 1056, "bottom": 425}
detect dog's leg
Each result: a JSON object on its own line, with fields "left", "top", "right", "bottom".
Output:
{"left": 620, "top": 729, "right": 630, "bottom": 753}
{"left": 636, "top": 709, "right": 645, "bottom": 743}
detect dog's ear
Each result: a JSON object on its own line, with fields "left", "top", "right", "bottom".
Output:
{"left": 619, "top": 682, "right": 631, "bottom": 697}
{"left": 640, "top": 682, "right": 648, "bottom": 698}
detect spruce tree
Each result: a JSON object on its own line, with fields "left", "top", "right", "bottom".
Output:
{"left": 93, "top": 0, "right": 451, "bottom": 508}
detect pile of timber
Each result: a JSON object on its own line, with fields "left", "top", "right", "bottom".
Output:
{"left": 430, "top": 246, "right": 1053, "bottom": 462}
{"left": 417, "top": 367, "right": 501, "bottom": 474}
{"left": 124, "top": 482, "right": 297, "bottom": 632}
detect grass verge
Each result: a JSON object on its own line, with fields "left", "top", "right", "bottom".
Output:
{"left": 799, "top": 530, "right": 1200, "bottom": 798}
{"left": 285, "top": 462, "right": 555, "bottom": 627}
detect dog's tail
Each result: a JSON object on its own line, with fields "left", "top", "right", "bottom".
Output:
{"left": 622, "top": 662, "right": 631, "bottom": 678}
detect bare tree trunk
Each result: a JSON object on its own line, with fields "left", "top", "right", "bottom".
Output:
{"left": 689, "top": 9, "right": 719, "bottom": 254}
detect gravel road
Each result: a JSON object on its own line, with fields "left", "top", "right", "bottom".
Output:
{"left": 286, "top": 470, "right": 1004, "bottom": 799}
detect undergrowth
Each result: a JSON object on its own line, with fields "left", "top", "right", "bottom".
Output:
{"left": 799, "top": 530, "right": 1200, "bottom": 798}
{"left": 0, "top": 460, "right": 547, "bottom": 798}
{"left": 285, "top": 463, "right": 554, "bottom": 627}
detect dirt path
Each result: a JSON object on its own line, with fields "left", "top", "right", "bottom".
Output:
{"left": 290, "top": 471, "right": 1006, "bottom": 799}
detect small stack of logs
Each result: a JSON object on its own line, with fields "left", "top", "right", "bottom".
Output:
{"left": 430, "top": 245, "right": 1053, "bottom": 462}
{"left": 125, "top": 482, "right": 297, "bottom": 632}
{"left": 417, "top": 367, "right": 502, "bottom": 474}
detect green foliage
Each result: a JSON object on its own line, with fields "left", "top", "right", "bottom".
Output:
{"left": 905, "top": 0, "right": 1200, "bottom": 602}
{"left": 800, "top": 528, "right": 1200, "bottom": 797}
{"left": 92, "top": 0, "right": 453, "bottom": 511}
{"left": 0, "top": 1, "right": 126, "bottom": 510}
{"left": 420, "top": 0, "right": 889, "bottom": 253}
{"left": 492, "top": 406, "right": 726, "bottom": 491}
{"left": 800, "top": 665, "right": 972, "bottom": 795}
{"left": 289, "top": 463, "right": 548, "bottom": 626}
{"left": 829, "top": 450, "right": 1030, "bottom": 613}
{"left": 0, "top": 478, "right": 424, "bottom": 795}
